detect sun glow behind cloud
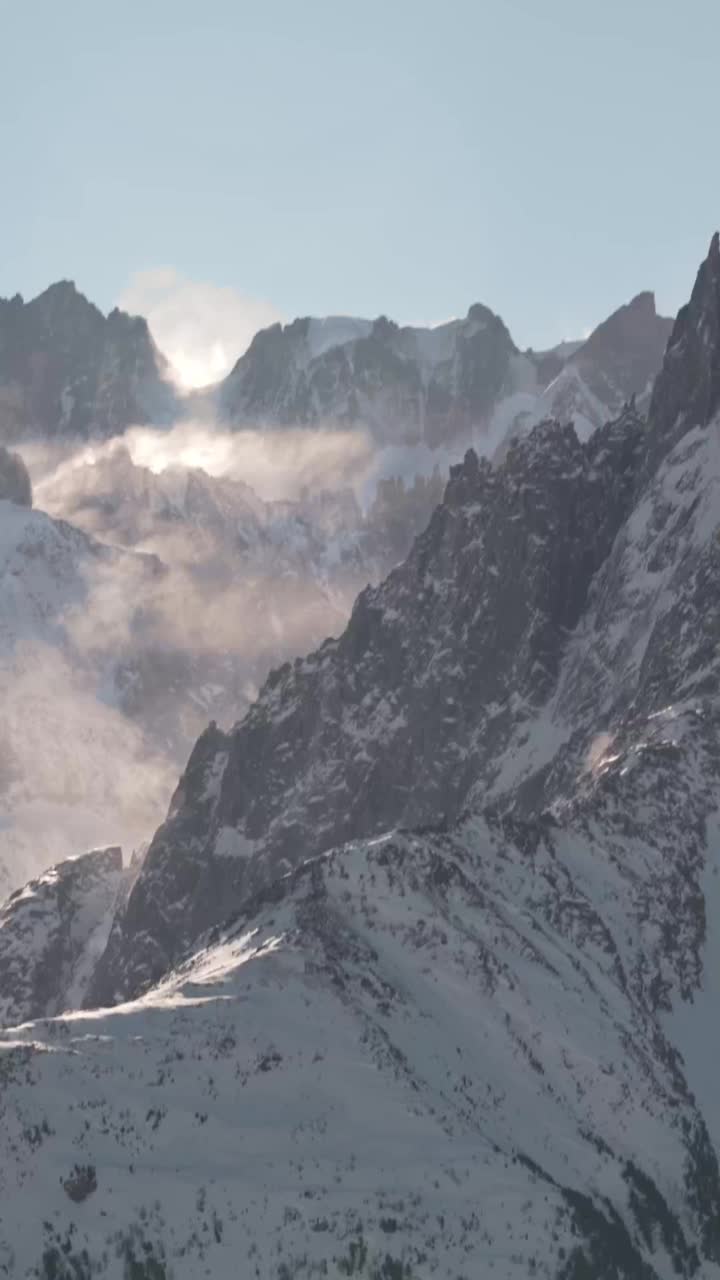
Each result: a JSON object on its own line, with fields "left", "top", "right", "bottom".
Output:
{"left": 118, "top": 268, "right": 284, "bottom": 389}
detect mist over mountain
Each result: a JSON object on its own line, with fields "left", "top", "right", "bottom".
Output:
{"left": 0, "top": 236, "right": 716, "bottom": 1279}
{"left": 0, "top": 428, "right": 446, "bottom": 896}
{"left": 6, "top": 236, "right": 720, "bottom": 1280}
{"left": 0, "top": 499, "right": 177, "bottom": 897}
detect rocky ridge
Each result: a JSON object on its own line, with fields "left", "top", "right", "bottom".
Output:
{"left": 217, "top": 293, "right": 672, "bottom": 448}
{"left": 0, "top": 240, "right": 717, "bottom": 1278}
{"left": 0, "top": 281, "right": 177, "bottom": 442}
{"left": 91, "top": 358, "right": 720, "bottom": 1015}
{"left": 0, "top": 277, "right": 670, "bottom": 459}
{"left": 89, "top": 401, "right": 648, "bottom": 1003}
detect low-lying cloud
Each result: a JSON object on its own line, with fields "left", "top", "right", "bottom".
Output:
{"left": 129, "top": 421, "right": 377, "bottom": 502}
{"left": 29, "top": 417, "right": 456, "bottom": 518}
{"left": 31, "top": 420, "right": 377, "bottom": 508}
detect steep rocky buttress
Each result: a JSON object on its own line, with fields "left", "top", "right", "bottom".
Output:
{"left": 0, "top": 282, "right": 177, "bottom": 441}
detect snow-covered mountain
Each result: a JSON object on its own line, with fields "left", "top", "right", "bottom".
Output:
{"left": 0, "top": 845, "right": 127, "bottom": 1026}
{"left": 1, "top": 797, "right": 719, "bottom": 1278}
{"left": 531, "top": 291, "right": 674, "bottom": 443}
{"left": 0, "top": 276, "right": 670, "bottom": 465}
{"left": 0, "top": 241, "right": 714, "bottom": 1277}
{"left": 87, "top": 402, "right": 654, "bottom": 1002}
{"left": 217, "top": 292, "right": 672, "bottom": 449}
{"left": 0, "top": 281, "right": 177, "bottom": 442}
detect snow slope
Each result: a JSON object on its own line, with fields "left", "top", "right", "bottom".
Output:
{"left": 1, "top": 800, "right": 719, "bottom": 1278}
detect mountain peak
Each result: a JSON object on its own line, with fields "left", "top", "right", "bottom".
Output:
{"left": 29, "top": 278, "right": 98, "bottom": 315}
{"left": 0, "top": 283, "right": 178, "bottom": 441}
{"left": 555, "top": 285, "right": 673, "bottom": 428}
{"left": 39, "top": 278, "right": 80, "bottom": 297}
{"left": 577, "top": 289, "right": 670, "bottom": 359}
{"left": 625, "top": 289, "right": 658, "bottom": 315}
{"left": 642, "top": 230, "right": 720, "bottom": 477}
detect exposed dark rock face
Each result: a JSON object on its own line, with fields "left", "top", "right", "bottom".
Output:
{"left": 218, "top": 305, "right": 520, "bottom": 446}
{"left": 507, "top": 293, "right": 674, "bottom": 450}
{"left": 0, "top": 446, "right": 32, "bottom": 506}
{"left": 642, "top": 232, "right": 720, "bottom": 479}
{"left": 0, "top": 281, "right": 177, "bottom": 442}
{"left": 217, "top": 293, "right": 672, "bottom": 448}
{"left": 571, "top": 290, "right": 673, "bottom": 409}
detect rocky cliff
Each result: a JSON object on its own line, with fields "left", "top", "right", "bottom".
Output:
{"left": 0, "top": 281, "right": 177, "bottom": 442}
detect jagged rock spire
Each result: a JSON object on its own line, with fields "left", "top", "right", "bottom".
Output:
{"left": 643, "top": 231, "right": 720, "bottom": 478}
{"left": 0, "top": 283, "right": 177, "bottom": 441}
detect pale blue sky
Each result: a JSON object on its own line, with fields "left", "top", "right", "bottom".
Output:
{"left": 2, "top": 0, "right": 720, "bottom": 355}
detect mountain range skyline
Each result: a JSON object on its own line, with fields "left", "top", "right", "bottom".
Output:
{"left": 4, "top": 272, "right": 672, "bottom": 391}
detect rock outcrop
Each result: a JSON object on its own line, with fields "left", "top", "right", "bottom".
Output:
{"left": 0, "top": 281, "right": 177, "bottom": 442}
{"left": 218, "top": 295, "right": 672, "bottom": 448}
